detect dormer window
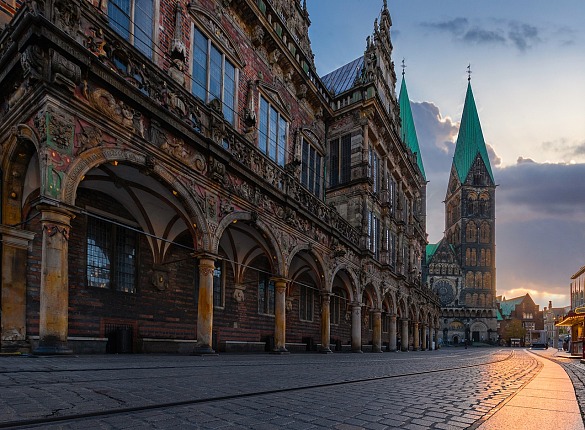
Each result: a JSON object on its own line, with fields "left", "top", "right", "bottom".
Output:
{"left": 192, "top": 27, "right": 237, "bottom": 124}
{"left": 108, "top": 0, "right": 154, "bottom": 59}
{"left": 258, "top": 95, "right": 287, "bottom": 166}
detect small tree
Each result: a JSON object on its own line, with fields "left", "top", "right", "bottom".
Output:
{"left": 504, "top": 318, "right": 526, "bottom": 343}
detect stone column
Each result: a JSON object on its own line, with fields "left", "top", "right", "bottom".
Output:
{"left": 0, "top": 226, "right": 36, "bottom": 353}
{"left": 351, "top": 302, "right": 362, "bottom": 352}
{"left": 34, "top": 205, "right": 75, "bottom": 355}
{"left": 429, "top": 325, "right": 434, "bottom": 350}
{"left": 372, "top": 310, "right": 382, "bottom": 352}
{"left": 194, "top": 254, "right": 216, "bottom": 354}
{"left": 422, "top": 324, "right": 428, "bottom": 351}
{"left": 389, "top": 315, "right": 397, "bottom": 351}
{"left": 272, "top": 277, "right": 289, "bottom": 353}
{"left": 413, "top": 322, "right": 420, "bottom": 351}
{"left": 401, "top": 318, "right": 409, "bottom": 351}
{"left": 320, "top": 292, "right": 332, "bottom": 353}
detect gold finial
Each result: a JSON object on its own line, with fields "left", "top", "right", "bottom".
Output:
{"left": 467, "top": 64, "right": 472, "bottom": 82}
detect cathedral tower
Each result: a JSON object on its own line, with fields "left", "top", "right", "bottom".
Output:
{"left": 428, "top": 79, "right": 497, "bottom": 344}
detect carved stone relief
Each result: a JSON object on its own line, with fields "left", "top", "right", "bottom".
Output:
{"left": 88, "top": 88, "right": 134, "bottom": 130}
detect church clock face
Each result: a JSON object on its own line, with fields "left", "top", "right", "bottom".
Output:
{"left": 435, "top": 280, "right": 455, "bottom": 306}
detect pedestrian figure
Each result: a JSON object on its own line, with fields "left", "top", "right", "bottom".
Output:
{"left": 397, "top": 337, "right": 401, "bottom": 351}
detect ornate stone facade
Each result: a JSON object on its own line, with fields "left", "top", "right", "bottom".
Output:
{"left": 0, "top": 0, "right": 439, "bottom": 354}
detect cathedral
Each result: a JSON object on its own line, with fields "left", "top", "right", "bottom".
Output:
{"left": 0, "top": 0, "right": 441, "bottom": 354}
{"left": 424, "top": 79, "right": 498, "bottom": 345}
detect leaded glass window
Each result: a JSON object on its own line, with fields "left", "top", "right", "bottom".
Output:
{"left": 108, "top": 0, "right": 154, "bottom": 58}
{"left": 192, "top": 27, "right": 237, "bottom": 124}
{"left": 87, "top": 216, "right": 136, "bottom": 293}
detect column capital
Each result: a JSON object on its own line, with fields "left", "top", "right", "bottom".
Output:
{"left": 36, "top": 204, "right": 75, "bottom": 223}
{"left": 371, "top": 309, "right": 382, "bottom": 315}
{"left": 270, "top": 277, "right": 288, "bottom": 290}
{"left": 192, "top": 252, "right": 218, "bottom": 262}
{"left": 390, "top": 314, "right": 397, "bottom": 321}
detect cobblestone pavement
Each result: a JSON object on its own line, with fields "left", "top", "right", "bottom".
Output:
{"left": 0, "top": 348, "right": 550, "bottom": 429}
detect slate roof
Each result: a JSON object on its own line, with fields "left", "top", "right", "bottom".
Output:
{"left": 399, "top": 76, "right": 426, "bottom": 180}
{"left": 453, "top": 82, "right": 494, "bottom": 183}
{"left": 321, "top": 57, "right": 363, "bottom": 95}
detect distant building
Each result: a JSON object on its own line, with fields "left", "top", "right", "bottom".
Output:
{"left": 423, "top": 81, "right": 498, "bottom": 345}
{"left": 570, "top": 266, "right": 585, "bottom": 309}
{"left": 543, "top": 301, "right": 570, "bottom": 347}
{"left": 496, "top": 294, "right": 543, "bottom": 346}
{"left": 556, "top": 265, "right": 585, "bottom": 356}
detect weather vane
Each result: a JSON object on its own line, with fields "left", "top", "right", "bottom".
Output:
{"left": 401, "top": 58, "right": 406, "bottom": 77}
{"left": 467, "top": 64, "right": 472, "bottom": 82}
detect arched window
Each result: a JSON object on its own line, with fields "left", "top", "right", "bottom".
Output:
{"left": 479, "top": 294, "right": 486, "bottom": 307}
{"left": 480, "top": 249, "right": 486, "bottom": 266}
{"left": 480, "top": 223, "right": 490, "bottom": 243}
{"left": 465, "top": 272, "right": 474, "bottom": 288}
{"left": 472, "top": 293, "right": 478, "bottom": 306}
{"left": 479, "top": 193, "right": 490, "bottom": 216}
{"left": 466, "top": 221, "right": 477, "bottom": 242}
{"left": 484, "top": 272, "right": 492, "bottom": 289}
{"left": 475, "top": 272, "right": 482, "bottom": 288}
{"left": 486, "top": 249, "right": 492, "bottom": 266}
{"left": 471, "top": 249, "right": 477, "bottom": 266}
{"left": 467, "top": 193, "right": 477, "bottom": 215}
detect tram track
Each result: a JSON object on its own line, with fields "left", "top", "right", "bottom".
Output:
{"left": 0, "top": 350, "right": 532, "bottom": 429}
{"left": 0, "top": 350, "right": 511, "bottom": 388}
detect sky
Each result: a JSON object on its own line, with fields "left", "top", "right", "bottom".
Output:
{"left": 307, "top": 0, "right": 585, "bottom": 310}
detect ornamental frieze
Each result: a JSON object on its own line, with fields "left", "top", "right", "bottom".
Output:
{"left": 53, "top": 0, "right": 81, "bottom": 38}
{"left": 87, "top": 87, "right": 134, "bottom": 130}
{"left": 34, "top": 106, "right": 74, "bottom": 153}
{"left": 160, "top": 136, "right": 207, "bottom": 174}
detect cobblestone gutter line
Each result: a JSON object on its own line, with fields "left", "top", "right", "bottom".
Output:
{"left": 468, "top": 351, "right": 543, "bottom": 430}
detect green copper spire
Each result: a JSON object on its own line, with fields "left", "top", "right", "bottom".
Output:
{"left": 453, "top": 82, "right": 494, "bottom": 183}
{"left": 399, "top": 75, "right": 426, "bottom": 180}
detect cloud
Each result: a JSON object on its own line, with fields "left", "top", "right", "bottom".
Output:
{"left": 487, "top": 144, "right": 501, "bottom": 168}
{"left": 420, "top": 17, "right": 541, "bottom": 52}
{"left": 507, "top": 22, "right": 540, "bottom": 51}
{"left": 496, "top": 161, "right": 585, "bottom": 222}
{"left": 463, "top": 27, "right": 506, "bottom": 45}
{"left": 421, "top": 18, "right": 468, "bottom": 35}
